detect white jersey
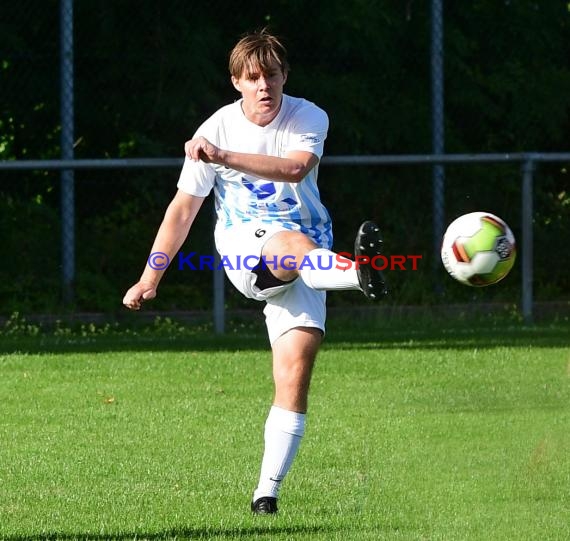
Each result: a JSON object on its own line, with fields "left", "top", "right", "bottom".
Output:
{"left": 177, "top": 94, "right": 333, "bottom": 249}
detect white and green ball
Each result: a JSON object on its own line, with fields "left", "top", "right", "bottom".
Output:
{"left": 441, "top": 212, "right": 516, "bottom": 287}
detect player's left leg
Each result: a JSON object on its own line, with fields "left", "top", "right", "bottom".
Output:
{"left": 251, "top": 326, "right": 321, "bottom": 515}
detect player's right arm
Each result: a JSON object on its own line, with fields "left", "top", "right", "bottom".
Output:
{"left": 185, "top": 136, "right": 319, "bottom": 183}
{"left": 122, "top": 190, "right": 205, "bottom": 311}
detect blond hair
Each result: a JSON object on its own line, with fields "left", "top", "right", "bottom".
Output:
{"left": 229, "top": 29, "right": 289, "bottom": 79}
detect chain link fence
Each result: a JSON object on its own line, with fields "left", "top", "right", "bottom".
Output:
{"left": 1, "top": 1, "right": 569, "bottom": 323}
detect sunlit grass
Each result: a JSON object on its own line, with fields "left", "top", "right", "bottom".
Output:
{"left": 0, "top": 319, "right": 569, "bottom": 540}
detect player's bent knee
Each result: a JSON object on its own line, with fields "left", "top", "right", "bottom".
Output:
{"left": 262, "top": 230, "right": 317, "bottom": 259}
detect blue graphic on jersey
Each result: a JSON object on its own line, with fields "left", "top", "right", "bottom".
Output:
{"left": 241, "top": 177, "right": 276, "bottom": 200}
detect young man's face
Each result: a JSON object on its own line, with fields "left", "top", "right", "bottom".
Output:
{"left": 231, "top": 59, "right": 287, "bottom": 127}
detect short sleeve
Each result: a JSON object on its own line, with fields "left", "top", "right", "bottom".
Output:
{"left": 284, "top": 103, "right": 329, "bottom": 158}
{"left": 177, "top": 157, "right": 216, "bottom": 197}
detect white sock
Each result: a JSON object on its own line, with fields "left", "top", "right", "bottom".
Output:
{"left": 253, "top": 406, "right": 306, "bottom": 501}
{"left": 299, "top": 248, "right": 360, "bottom": 290}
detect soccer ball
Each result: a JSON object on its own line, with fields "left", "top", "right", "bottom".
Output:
{"left": 441, "top": 212, "right": 516, "bottom": 287}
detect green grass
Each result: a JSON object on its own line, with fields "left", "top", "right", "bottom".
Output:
{"left": 0, "top": 318, "right": 569, "bottom": 540}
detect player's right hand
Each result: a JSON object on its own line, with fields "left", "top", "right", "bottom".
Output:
{"left": 122, "top": 282, "right": 157, "bottom": 311}
{"left": 184, "top": 136, "right": 220, "bottom": 164}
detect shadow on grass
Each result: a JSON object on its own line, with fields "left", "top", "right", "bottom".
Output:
{"left": 2, "top": 523, "right": 333, "bottom": 541}
{"left": 1, "top": 306, "right": 569, "bottom": 355}
{"left": 1, "top": 319, "right": 569, "bottom": 355}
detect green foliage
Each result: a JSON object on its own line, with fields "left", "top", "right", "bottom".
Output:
{"left": 0, "top": 184, "right": 61, "bottom": 313}
{"left": 1, "top": 1, "right": 569, "bottom": 313}
{"left": 446, "top": 0, "right": 570, "bottom": 152}
{"left": 0, "top": 312, "right": 41, "bottom": 336}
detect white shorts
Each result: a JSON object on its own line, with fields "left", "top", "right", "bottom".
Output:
{"left": 215, "top": 222, "right": 326, "bottom": 344}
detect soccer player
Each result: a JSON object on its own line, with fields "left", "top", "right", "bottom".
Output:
{"left": 122, "top": 29, "right": 386, "bottom": 515}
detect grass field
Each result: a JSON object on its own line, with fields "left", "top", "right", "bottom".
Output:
{"left": 0, "top": 315, "right": 569, "bottom": 540}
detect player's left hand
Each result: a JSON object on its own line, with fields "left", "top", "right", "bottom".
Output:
{"left": 184, "top": 136, "right": 220, "bottom": 164}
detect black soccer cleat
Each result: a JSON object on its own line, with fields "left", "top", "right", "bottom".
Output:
{"left": 251, "top": 496, "right": 278, "bottom": 515}
{"left": 354, "top": 221, "right": 388, "bottom": 300}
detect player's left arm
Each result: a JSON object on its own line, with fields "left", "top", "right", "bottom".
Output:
{"left": 185, "top": 136, "right": 318, "bottom": 183}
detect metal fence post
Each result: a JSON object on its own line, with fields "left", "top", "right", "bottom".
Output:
{"left": 431, "top": 0, "right": 445, "bottom": 293}
{"left": 212, "top": 202, "right": 225, "bottom": 334}
{"left": 213, "top": 260, "right": 225, "bottom": 334}
{"left": 60, "top": 0, "right": 75, "bottom": 306}
{"left": 521, "top": 158, "right": 535, "bottom": 324}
